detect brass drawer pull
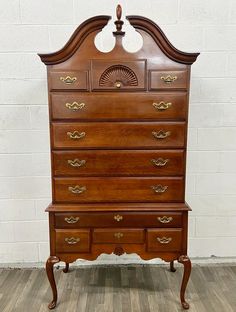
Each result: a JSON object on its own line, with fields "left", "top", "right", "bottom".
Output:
{"left": 157, "top": 237, "right": 172, "bottom": 244}
{"left": 65, "top": 237, "right": 80, "bottom": 244}
{"left": 68, "top": 185, "right": 86, "bottom": 194}
{"left": 161, "top": 75, "right": 177, "bottom": 84}
{"left": 60, "top": 76, "right": 77, "bottom": 84}
{"left": 157, "top": 216, "right": 173, "bottom": 224}
{"left": 153, "top": 101, "right": 172, "bottom": 111}
{"left": 67, "top": 131, "right": 86, "bottom": 140}
{"left": 114, "top": 232, "right": 124, "bottom": 239}
{"left": 64, "top": 216, "right": 80, "bottom": 224}
{"left": 65, "top": 102, "right": 85, "bottom": 111}
{"left": 114, "top": 81, "right": 122, "bottom": 88}
{"left": 68, "top": 159, "right": 86, "bottom": 167}
{"left": 151, "top": 158, "right": 169, "bottom": 167}
{"left": 151, "top": 185, "right": 168, "bottom": 193}
{"left": 114, "top": 214, "right": 123, "bottom": 222}
{"left": 152, "top": 130, "right": 171, "bottom": 139}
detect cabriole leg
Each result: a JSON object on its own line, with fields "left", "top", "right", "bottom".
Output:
{"left": 46, "top": 256, "right": 60, "bottom": 309}
{"left": 178, "top": 255, "right": 191, "bottom": 310}
{"left": 63, "top": 262, "right": 69, "bottom": 273}
{"left": 170, "top": 260, "right": 176, "bottom": 272}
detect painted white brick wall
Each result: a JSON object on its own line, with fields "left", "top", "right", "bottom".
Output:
{"left": 0, "top": 0, "right": 236, "bottom": 264}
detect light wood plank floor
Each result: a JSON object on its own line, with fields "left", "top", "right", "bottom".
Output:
{"left": 0, "top": 264, "right": 236, "bottom": 312}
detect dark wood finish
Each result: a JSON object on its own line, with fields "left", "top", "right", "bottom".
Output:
{"left": 93, "top": 228, "right": 145, "bottom": 244}
{"left": 50, "top": 71, "right": 89, "bottom": 91}
{"left": 46, "top": 256, "right": 60, "bottom": 309}
{"left": 91, "top": 59, "right": 146, "bottom": 90}
{"left": 146, "top": 228, "right": 182, "bottom": 252}
{"left": 47, "top": 202, "right": 191, "bottom": 212}
{"left": 51, "top": 92, "right": 188, "bottom": 121}
{"left": 55, "top": 211, "right": 183, "bottom": 228}
{"left": 149, "top": 70, "right": 188, "bottom": 90}
{"left": 39, "top": 5, "right": 199, "bottom": 309}
{"left": 63, "top": 262, "right": 69, "bottom": 273}
{"left": 178, "top": 255, "right": 192, "bottom": 309}
{"left": 55, "top": 229, "right": 90, "bottom": 253}
{"left": 52, "top": 122, "right": 185, "bottom": 149}
{"left": 53, "top": 176, "right": 184, "bottom": 203}
{"left": 170, "top": 260, "right": 176, "bottom": 272}
{"left": 53, "top": 150, "right": 185, "bottom": 176}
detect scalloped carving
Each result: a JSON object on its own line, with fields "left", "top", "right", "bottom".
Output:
{"left": 99, "top": 65, "right": 138, "bottom": 87}
{"left": 113, "top": 246, "right": 125, "bottom": 256}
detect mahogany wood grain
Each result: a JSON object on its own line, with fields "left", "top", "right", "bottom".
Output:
{"left": 55, "top": 229, "right": 90, "bottom": 253}
{"left": 52, "top": 122, "right": 186, "bottom": 149}
{"left": 147, "top": 228, "right": 182, "bottom": 252}
{"left": 50, "top": 92, "right": 188, "bottom": 120}
{"left": 38, "top": 5, "right": 199, "bottom": 310}
{"left": 149, "top": 70, "right": 188, "bottom": 90}
{"left": 178, "top": 255, "right": 192, "bottom": 309}
{"left": 53, "top": 176, "right": 184, "bottom": 203}
{"left": 55, "top": 212, "right": 183, "bottom": 228}
{"left": 63, "top": 262, "right": 69, "bottom": 273}
{"left": 56, "top": 245, "right": 182, "bottom": 263}
{"left": 170, "top": 260, "right": 176, "bottom": 272}
{"left": 47, "top": 202, "right": 191, "bottom": 212}
{"left": 46, "top": 256, "right": 60, "bottom": 309}
{"left": 50, "top": 71, "right": 88, "bottom": 91}
{"left": 91, "top": 59, "right": 146, "bottom": 91}
{"left": 52, "top": 150, "right": 185, "bottom": 176}
{"left": 93, "top": 228, "right": 145, "bottom": 244}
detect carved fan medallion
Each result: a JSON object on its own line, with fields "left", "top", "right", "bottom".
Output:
{"left": 99, "top": 64, "right": 138, "bottom": 88}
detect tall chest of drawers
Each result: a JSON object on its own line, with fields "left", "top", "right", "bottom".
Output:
{"left": 39, "top": 5, "right": 199, "bottom": 310}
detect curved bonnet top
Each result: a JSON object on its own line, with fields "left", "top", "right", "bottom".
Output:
{"left": 38, "top": 5, "right": 199, "bottom": 65}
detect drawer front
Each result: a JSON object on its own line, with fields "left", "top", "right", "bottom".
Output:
{"left": 55, "top": 212, "right": 183, "bottom": 228}
{"left": 147, "top": 229, "right": 182, "bottom": 252}
{"left": 50, "top": 71, "right": 88, "bottom": 90}
{"left": 51, "top": 93, "right": 187, "bottom": 120}
{"left": 150, "top": 70, "right": 188, "bottom": 90}
{"left": 55, "top": 229, "right": 90, "bottom": 253}
{"left": 53, "top": 177, "right": 184, "bottom": 203}
{"left": 93, "top": 228, "right": 145, "bottom": 244}
{"left": 52, "top": 150, "right": 185, "bottom": 176}
{"left": 91, "top": 59, "right": 146, "bottom": 91}
{"left": 52, "top": 122, "right": 185, "bottom": 149}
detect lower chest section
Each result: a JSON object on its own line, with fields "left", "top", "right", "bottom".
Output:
{"left": 50, "top": 211, "right": 188, "bottom": 257}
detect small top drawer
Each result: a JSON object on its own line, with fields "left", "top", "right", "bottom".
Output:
{"left": 150, "top": 70, "right": 188, "bottom": 90}
{"left": 50, "top": 71, "right": 88, "bottom": 90}
{"left": 91, "top": 59, "right": 146, "bottom": 91}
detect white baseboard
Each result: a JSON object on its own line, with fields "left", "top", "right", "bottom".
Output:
{"left": 1, "top": 256, "right": 236, "bottom": 269}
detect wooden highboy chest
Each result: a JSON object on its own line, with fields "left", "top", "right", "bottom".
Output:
{"left": 39, "top": 5, "right": 199, "bottom": 309}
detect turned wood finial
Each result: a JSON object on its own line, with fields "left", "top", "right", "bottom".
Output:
{"left": 113, "top": 4, "right": 125, "bottom": 36}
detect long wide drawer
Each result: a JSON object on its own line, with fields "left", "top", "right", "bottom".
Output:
{"left": 52, "top": 122, "right": 185, "bottom": 149}
{"left": 55, "top": 212, "right": 183, "bottom": 228}
{"left": 50, "top": 92, "right": 187, "bottom": 120}
{"left": 52, "top": 150, "right": 185, "bottom": 176}
{"left": 55, "top": 229, "right": 90, "bottom": 253}
{"left": 53, "top": 177, "right": 184, "bottom": 203}
{"left": 93, "top": 228, "right": 145, "bottom": 244}
{"left": 147, "top": 229, "right": 182, "bottom": 252}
